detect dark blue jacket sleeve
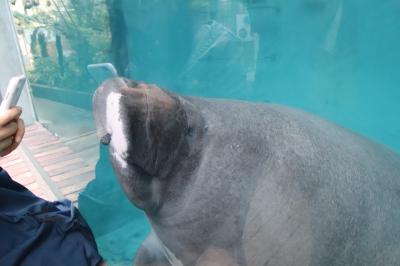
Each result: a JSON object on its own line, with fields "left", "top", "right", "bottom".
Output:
{"left": 0, "top": 167, "right": 103, "bottom": 266}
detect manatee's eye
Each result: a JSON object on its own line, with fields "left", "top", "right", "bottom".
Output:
{"left": 121, "top": 151, "right": 128, "bottom": 160}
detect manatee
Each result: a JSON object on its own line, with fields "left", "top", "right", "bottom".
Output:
{"left": 92, "top": 77, "right": 400, "bottom": 266}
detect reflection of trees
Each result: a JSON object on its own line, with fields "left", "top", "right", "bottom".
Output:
{"left": 104, "top": 0, "right": 129, "bottom": 76}
{"left": 12, "top": 0, "right": 110, "bottom": 90}
{"left": 37, "top": 30, "right": 49, "bottom": 57}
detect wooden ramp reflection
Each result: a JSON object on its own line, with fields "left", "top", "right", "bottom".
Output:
{"left": 0, "top": 122, "right": 96, "bottom": 204}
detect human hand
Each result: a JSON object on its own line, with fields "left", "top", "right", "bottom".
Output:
{"left": 0, "top": 106, "right": 25, "bottom": 157}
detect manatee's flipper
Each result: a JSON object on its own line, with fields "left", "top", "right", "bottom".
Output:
{"left": 133, "top": 232, "right": 171, "bottom": 266}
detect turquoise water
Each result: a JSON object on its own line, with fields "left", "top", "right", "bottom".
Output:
{"left": 118, "top": 0, "right": 400, "bottom": 153}
{"left": 12, "top": 0, "right": 400, "bottom": 264}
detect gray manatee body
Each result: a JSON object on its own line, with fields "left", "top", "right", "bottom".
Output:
{"left": 93, "top": 78, "right": 400, "bottom": 266}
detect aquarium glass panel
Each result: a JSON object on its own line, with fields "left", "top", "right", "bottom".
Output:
{"left": 10, "top": 0, "right": 400, "bottom": 265}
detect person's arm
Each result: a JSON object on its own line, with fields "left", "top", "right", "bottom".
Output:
{"left": 0, "top": 106, "right": 25, "bottom": 157}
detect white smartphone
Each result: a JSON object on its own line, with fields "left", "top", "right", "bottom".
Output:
{"left": 87, "top": 63, "right": 118, "bottom": 85}
{"left": 0, "top": 75, "right": 26, "bottom": 114}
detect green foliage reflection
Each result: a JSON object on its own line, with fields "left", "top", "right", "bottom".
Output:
{"left": 12, "top": 0, "right": 110, "bottom": 93}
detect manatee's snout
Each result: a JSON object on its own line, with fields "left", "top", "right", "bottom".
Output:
{"left": 93, "top": 77, "right": 136, "bottom": 147}
{"left": 93, "top": 77, "right": 181, "bottom": 172}
{"left": 93, "top": 77, "right": 198, "bottom": 212}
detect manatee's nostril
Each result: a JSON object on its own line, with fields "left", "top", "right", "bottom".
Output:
{"left": 100, "top": 134, "right": 111, "bottom": 145}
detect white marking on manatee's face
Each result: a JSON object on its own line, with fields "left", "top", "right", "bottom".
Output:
{"left": 106, "top": 92, "right": 129, "bottom": 169}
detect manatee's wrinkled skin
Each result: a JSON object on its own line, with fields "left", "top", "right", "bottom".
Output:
{"left": 93, "top": 78, "right": 400, "bottom": 266}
